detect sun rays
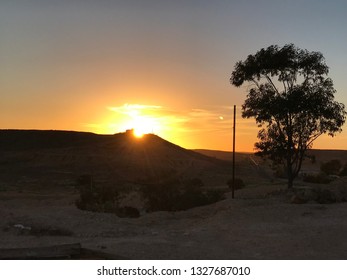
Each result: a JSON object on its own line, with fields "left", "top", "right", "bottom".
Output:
{"left": 108, "top": 104, "right": 161, "bottom": 137}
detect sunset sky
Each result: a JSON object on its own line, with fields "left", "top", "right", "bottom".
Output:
{"left": 1, "top": 0, "right": 347, "bottom": 152}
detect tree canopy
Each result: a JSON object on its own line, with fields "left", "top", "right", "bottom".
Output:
{"left": 230, "top": 44, "right": 346, "bottom": 188}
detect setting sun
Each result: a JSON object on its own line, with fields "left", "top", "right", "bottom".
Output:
{"left": 131, "top": 115, "right": 160, "bottom": 138}
{"left": 107, "top": 104, "right": 162, "bottom": 138}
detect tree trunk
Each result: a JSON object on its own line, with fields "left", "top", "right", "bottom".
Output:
{"left": 287, "top": 127, "right": 294, "bottom": 189}
{"left": 287, "top": 155, "right": 294, "bottom": 189}
{"left": 287, "top": 174, "right": 294, "bottom": 189}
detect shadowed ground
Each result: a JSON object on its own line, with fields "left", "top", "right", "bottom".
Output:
{"left": 1, "top": 130, "right": 347, "bottom": 259}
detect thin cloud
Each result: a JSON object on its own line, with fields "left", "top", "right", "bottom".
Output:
{"left": 107, "top": 104, "right": 162, "bottom": 116}
{"left": 85, "top": 103, "right": 258, "bottom": 140}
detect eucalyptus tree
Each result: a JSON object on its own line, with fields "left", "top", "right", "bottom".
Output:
{"left": 230, "top": 44, "right": 346, "bottom": 188}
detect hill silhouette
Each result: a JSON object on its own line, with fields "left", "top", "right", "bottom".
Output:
{"left": 0, "top": 129, "right": 231, "bottom": 190}
{"left": 2, "top": 130, "right": 347, "bottom": 259}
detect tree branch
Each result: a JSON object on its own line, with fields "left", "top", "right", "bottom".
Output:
{"left": 264, "top": 75, "right": 280, "bottom": 95}
{"left": 251, "top": 78, "right": 261, "bottom": 89}
{"left": 306, "top": 132, "right": 323, "bottom": 148}
{"left": 282, "top": 80, "right": 287, "bottom": 93}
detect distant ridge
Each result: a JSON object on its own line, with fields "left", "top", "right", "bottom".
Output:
{"left": 0, "top": 129, "right": 220, "bottom": 162}
{"left": 0, "top": 129, "right": 106, "bottom": 150}
{"left": 195, "top": 147, "right": 347, "bottom": 165}
{"left": 0, "top": 129, "right": 230, "bottom": 187}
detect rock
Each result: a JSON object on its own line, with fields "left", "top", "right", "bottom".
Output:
{"left": 13, "top": 224, "right": 32, "bottom": 234}
{"left": 13, "top": 224, "right": 31, "bottom": 231}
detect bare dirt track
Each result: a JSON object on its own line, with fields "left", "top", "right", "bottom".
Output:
{"left": 1, "top": 184, "right": 347, "bottom": 260}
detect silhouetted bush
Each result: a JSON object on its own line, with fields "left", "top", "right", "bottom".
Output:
{"left": 75, "top": 175, "right": 139, "bottom": 218}
{"left": 316, "top": 189, "right": 337, "bottom": 204}
{"left": 308, "top": 154, "right": 316, "bottom": 164}
{"left": 321, "top": 159, "right": 342, "bottom": 175}
{"left": 291, "top": 187, "right": 337, "bottom": 204}
{"left": 185, "top": 177, "right": 204, "bottom": 188}
{"left": 142, "top": 179, "right": 225, "bottom": 212}
{"left": 115, "top": 207, "right": 140, "bottom": 218}
{"left": 303, "top": 173, "right": 332, "bottom": 184}
{"left": 75, "top": 176, "right": 118, "bottom": 211}
{"left": 272, "top": 165, "right": 287, "bottom": 179}
{"left": 226, "top": 178, "right": 245, "bottom": 190}
{"left": 339, "top": 163, "right": 347, "bottom": 176}
{"left": 141, "top": 183, "right": 176, "bottom": 212}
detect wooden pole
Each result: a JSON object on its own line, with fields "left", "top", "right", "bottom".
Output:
{"left": 232, "top": 105, "right": 236, "bottom": 199}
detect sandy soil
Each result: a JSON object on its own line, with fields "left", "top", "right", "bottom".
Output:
{"left": 1, "top": 184, "right": 347, "bottom": 260}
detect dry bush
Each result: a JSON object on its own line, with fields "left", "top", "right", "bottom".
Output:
{"left": 142, "top": 178, "right": 225, "bottom": 212}
{"left": 303, "top": 173, "right": 333, "bottom": 184}
{"left": 321, "top": 159, "right": 342, "bottom": 176}
{"left": 75, "top": 175, "right": 139, "bottom": 218}
{"left": 226, "top": 178, "right": 245, "bottom": 190}
{"left": 339, "top": 163, "right": 347, "bottom": 176}
{"left": 291, "top": 187, "right": 338, "bottom": 204}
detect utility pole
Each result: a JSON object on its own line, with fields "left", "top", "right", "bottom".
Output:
{"left": 232, "top": 105, "right": 236, "bottom": 199}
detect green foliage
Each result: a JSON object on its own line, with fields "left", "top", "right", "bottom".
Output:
{"left": 230, "top": 44, "right": 347, "bottom": 188}
{"left": 320, "top": 159, "right": 342, "bottom": 175}
{"left": 142, "top": 179, "right": 225, "bottom": 212}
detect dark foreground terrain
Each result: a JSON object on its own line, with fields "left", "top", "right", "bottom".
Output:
{"left": 1, "top": 130, "right": 347, "bottom": 259}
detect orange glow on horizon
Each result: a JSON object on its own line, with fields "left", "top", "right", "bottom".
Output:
{"left": 80, "top": 103, "right": 347, "bottom": 153}
{"left": 128, "top": 115, "right": 160, "bottom": 138}
{"left": 103, "top": 104, "right": 163, "bottom": 137}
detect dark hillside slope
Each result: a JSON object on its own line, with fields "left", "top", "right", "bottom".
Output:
{"left": 0, "top": 130, "right": 231, "bottom": 189}
{"left": 0, "top": 129, "right": 110, "bottom": 150}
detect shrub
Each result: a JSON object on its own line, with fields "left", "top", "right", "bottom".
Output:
{"left": 185, "top": 177, "right": 204, "bottom": 188}
{"left": 339, "top": 163, "right": 347, "bottom": 176}
{"left": 303, "top": 173, "right": 332, "bottom": 184}
{"left": 272, "top": 165, "right": 287, "bottom": 179}
{"left": 291, "top": 187, "right": 336, "bottom": 204}
{"left": 75, "top": 175, "right": 139, "bottom": 218}
{"left": 141, "top": 183, "right": 177, "bottom": 212}
{"left": 320, "top": 159, "right": 342, "bottom": 175}
{"left": 115, "top": 207, "right": 140, "bottom": 218}
{"left": 142, "top": 179, "right": 225, "bottom": 212}
{"left": 316, "top": 189, "right": 336, "bottom": 204}
{"left": 309, "top": 155, "right": 316, "bottom": 164}
{"left": 174, "top": 188, "right": 224, "bottom": 211}
{"left": 75, "top": 176, "right": 119, "bottom": 212}
{"left": 226, "top": 178, "right": 245, "bottom": 190}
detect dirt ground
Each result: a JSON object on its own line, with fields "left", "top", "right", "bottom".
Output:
{"left": 1, "top": 183, "right": 347, "bottom": 260}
